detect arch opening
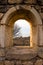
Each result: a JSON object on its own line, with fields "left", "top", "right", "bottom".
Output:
{"left": 0, "top": 6, "right": 42, "bottom": 60}
{"left": 0, "top": 7, "right": 42, "bottom": 48}
{"left": 13, "top": 19, "right": 31, "bottom": 46}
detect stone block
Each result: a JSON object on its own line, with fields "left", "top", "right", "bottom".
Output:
{"left": 13, "top": 37, "right": 30, "bottom": 46}
{"left": 6, "top": 47, "right": 37, "bottom": 60}
{"left": 38, "top": 25, "right": 43, "bottom": 46}
{"left": 22, "top": 61, "right": 33, "bottom": 65}
{"left": 13, "top": 38, "right": 23, "bottom": 46}
{"left": 0, "top": 5, "right": 7, "bottom": 13}
{"left": 0, "top": 5, "right": 12, "bottom": 13}
{"left": 0, "top": 0, "right": 7, "bottom": 4}
{"left": 8, "top": 0, "right": 36, "bottom": 4}
{"left": 8, "top": 0, "right": 23, "bottom": 4}
{"left": 38, "top": 47, "right": 43, "bottom": 58}
{"left": 35, "top": 59, "right": 43, "bottom": 65}
{"left": 36, "top": 0, "right": 43, "bottom": 5}
{"left": 5, "top": 61, "right": 14, "bottom": 65}
{"left": 0, "top": 13, "right": 3, "bottom": 19}
{"left": 16, "top": 61, "right": 21, "bottom": 65}
{"left": 0, "top": 49, "right": 5, "bottom": 57}
{"left": 40, "top": 13, "right": 43, "bottom": 19}
{"left": 0, "top": 61, "right": 4, "bottom": 65}
{"left": 34, "top": 5, "right": 41, "bottom": 12}
{"left": 24, "top": 0, "right": 36, "bottom": 4}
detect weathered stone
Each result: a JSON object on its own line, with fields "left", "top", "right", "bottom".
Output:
{"left": 0, "top": 13, "right": 3, "bottom": 19}
{"left": 8, "top": 0, "right": 23, "bottom": 4}
{"left": 24, "top": 0, "right": 36, "bottom": 4}
{"left": 36, "top": 0, "right": 43, "bottom": 5}
{"left": 34, "top": 5, "right": 41, "bottom": 12}
{"left": 0, "top": 57, "right": 5, "bottom": 61}
{"left": 0, "top": 5, "right": 14, "bottom": 13}
{"left": 40, "top": 13, "right": 43, "bottom": 19}
{"left": 0, "top": 61, "right": 4, "bottom": 65}
{"left": 0, "top": 49, "right": 5, "bottom": 57}
{"left": 0, "top": 5, "right": 7, "bottom": 13}
{"left": 13, "top": 37, "right": 30, "bottom": 46}
{"left": 5, "top": 61, "right": 14, "bottom": 65}
{"left": 0, "top": 0, "right": 7, "bottom": 4}
{"left": 35, "top": 59, "right": 43, "bottom": 65}
{"left": 38, "top": 25, "right": 43, "bottom": 46}
{"left": 22, "top": 61, "right": 33, "bottom": 65}
{"left": 8, "top": 0, "right": 36, "bottom": 4}
{"left": 16, "top": 61, "right": 21, "bottom": 65}
{"left": 38, "top": 47, "right": 43, "bottom": 58}
{"left": 6, "top": 47, "right": 37, "bottom": 60}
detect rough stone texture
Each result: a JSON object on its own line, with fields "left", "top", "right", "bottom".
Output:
{"left": 0, "top": 0, "right": 7, "bottom": 4}
{"left": 35, "top": 59, "right": 43, "bottom": 65}
{"left": 40, "top": 13, "right": 43, "bottom": 19}
{"left": 0, "top": 13, "right": 3, "bottom": 19}
{"left": 22, "top": 61, "right": 33, "bottom": 65}
{"left": 36, "top": 0, "right": 43, "bottom": 5}
{"left": 0, "top": 61, "right": 4, "bottom": 65}
{"left": 5, "top": 47, "right": 37, "bottom": 60}
{"left": 16, "top": 61, "right": 21, "bottom": 65}
{"left": 8, "top": 0, "right": 36, "bottom": 4}
{"left": 38, "top": 47, "right": 43, "bottom": 58}
{"left": 38, "top": 25, "right": 43, "bottom": 46}
{"left": 13, "top": 37, "right": 30, "bottom": 46}
{"left": 41, "top": 7, "right": 43, "bottom": 13}
{"left": 8, "top": 0, "right": 23, "bottom": 4}
{"left": 5, "top": 61, "right": 14, "bottom": 65}
{"left": 24, "top": 0, "right": 36, "bottom": 4}
{"left": 0, "top": 5, "right": 14, "bottom": 13}
{"left": 0, "top": 5, "right": 7, "bottom": 13}
{"left": 34, "top": 5, "right": 41, "bottom": 13}
{"left": 40, "top": 7, "right": 43, "bottom": 19}
{"left": 0, "top": 49, "right": 5, "bottom": 57}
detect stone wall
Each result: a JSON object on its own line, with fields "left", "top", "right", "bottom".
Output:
{"left": 13, "top": 37, "right": 30, "bottom": 46}
{"left": 0, "top": 0, "right": 43, "bottom": 65}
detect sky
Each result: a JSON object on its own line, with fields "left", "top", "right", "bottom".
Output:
{"left": 14, "top": 19, "right": 31, "bottom": 37}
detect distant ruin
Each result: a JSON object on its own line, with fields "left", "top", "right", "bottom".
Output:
{"left": 13, "top": 37, "right": 30, "bottom": 46}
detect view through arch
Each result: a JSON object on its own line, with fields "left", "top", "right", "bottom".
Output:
{"left": 13, "top": 19, "right": 31, "bottom": 46}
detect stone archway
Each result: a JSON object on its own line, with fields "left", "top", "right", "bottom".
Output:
{"left": 0, "top": 6, "right": 42, "bottom": 47}
{"left": 0, "top": 6, "right": 42, "bottom": 60}
{"left": 0, "top": 5, "right": 42, "bottom": 60}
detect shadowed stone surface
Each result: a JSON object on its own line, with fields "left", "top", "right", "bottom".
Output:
{"left": 13, "top": 37, "right": 30, "bottom": 46}
{"left": 5, "top": 46, "right": 37, "bottom": 60}
{"left": 38, "top": 47, "right": 43, "bottom": 58}
{"left": 0, "top": 0, "right": 7, "bottom": 4}
{"left": 0, "top": 61, "right": 4, "bottom": 65}
{"left": 22, "top": 61, "right": 33, "bottom": 65}
{"left": 5, "top": 61, "right": 14, "bottom": 65}
{"left": 0, "top": 49, "right": 5, "bottom": 57}
{"left": 8, "top": 0, "right": 23, "bottom": 4}
{"left": 35, "top": 59, "right": 43, "bottom": 65}
{"left": 0, "top": 13, "right": 3, "bottom": 19}
{"left": 8, "top": 0, "right": 36, "bottom": 4}
{"left": 16, "top": 61, "right": 21, "bottom": 65}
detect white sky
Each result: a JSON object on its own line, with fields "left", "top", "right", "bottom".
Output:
{"left": 14, "top": 19, "right": 31, "bottom": 37}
